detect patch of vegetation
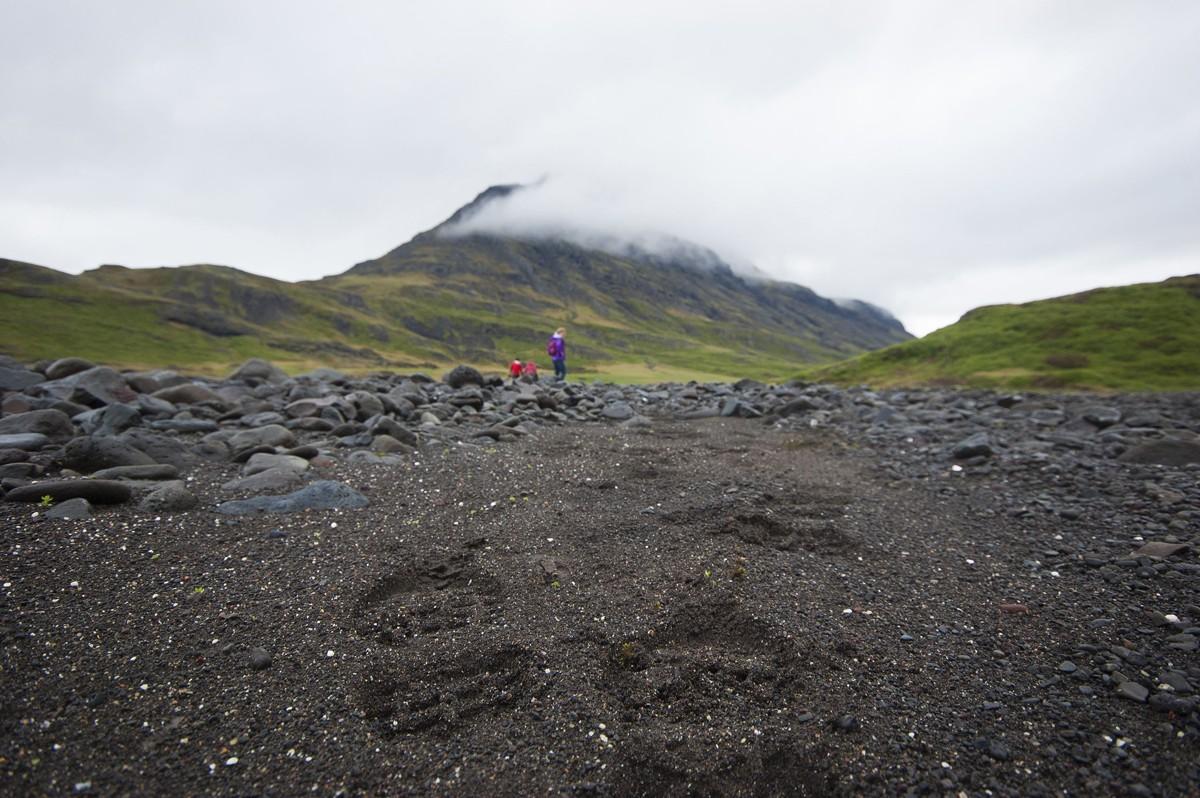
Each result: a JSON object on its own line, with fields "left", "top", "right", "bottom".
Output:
{"left": 805, "top": 275, "right": 1200, "bottom": 392}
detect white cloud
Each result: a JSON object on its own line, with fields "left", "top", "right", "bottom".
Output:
{"left": 2, "top": 1, "right": 1197, "bottom": 336}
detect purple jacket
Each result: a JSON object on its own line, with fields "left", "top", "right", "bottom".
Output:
{"left": 547, "top": 334, "right": 565, "bottom": 360}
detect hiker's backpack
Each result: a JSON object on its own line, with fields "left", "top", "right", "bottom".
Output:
{"left": 547, "top": 337, "right": 559, "bottom": 358}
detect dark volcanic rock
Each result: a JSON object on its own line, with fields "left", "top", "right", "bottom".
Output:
{"left": 59, "top": 437, "right": 155, "bottom": 473}
{"left": 0, "top": 433, "right": 50, "bottom": 451}
{"left": 1118, "top": 439, "right": 1200, "bottom": 466}
{"left": 139, "top": 482, "right": 198, "bottom": 512}
{"left": 228, "top": 358, "right": 289, "bottom": 384}
{"left": 0, "top": 366, "right": 44, "bottom": 391}
{"left": 0, "top": 409, "right": 76, "bottom": 442}
{"left": 44, "top": 357, "right": 95, "bottom": 380}
{"left": 215, "top": 480, "right": 369, "bottom": 514}
{"left": 151, "top": 383, "right": 226, "bottom": 406}
{"left": 6, "top": 479, "right": 132, "bottom": 504}
{"left": 91, "top": 464, "right": 179, "bottom": 481}
{"left": 952, "top": 432, "right": 993, "bottom": 459}
{"left": 445, "top": 365, "right": 484, "bottom": 389}
{"left": 43, "top": 497, "right": 93, "bottom": 519}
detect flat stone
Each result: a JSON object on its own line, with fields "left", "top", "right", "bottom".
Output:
{"left": 91, "top": 464, "right": 179, "bottom": 481}
{"left": 1130, "top": 541, "right": 1190, "bottom": 559}
{"left": 0, "top": 433, "right": 49, "bottom": 451}
{"left": 44, "top": 497, "right": 93, "bottom": 520}
{"left": 59, "top": 436, "right": 155, "bottom": 473}
{"left": 243, "top": 453, "right": 309, "bottom": 477}
{"left": 0, "top": 409, "right": 76, "bottom": 442}
{"left": 222, "top": 467, "right": 305, "bottom": 494}
{"left": 139, "top": 482, "right": 198, "bottom": 513}
{"left": 1119, "top": 440, "right": 1200, "bottom": 466}
{"left": 215, "top": 480, "right": 369, "bottom": 515}
{"left": 0, "top": 367, "right": 45, "bottom": 391}
{"left": 5, "top": 479, "right": 133, "bottom": 504}
{"left": 1116, "top": 681, "right": 1149, "bottom": 703}
{"left": 229, "top": 424, "right": 295, "bottom": 452}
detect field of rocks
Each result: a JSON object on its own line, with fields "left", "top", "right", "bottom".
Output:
{"left": 1, "top": 355, "right": 1198, "bottom": 796}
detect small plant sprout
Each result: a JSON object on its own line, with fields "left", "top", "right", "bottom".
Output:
{"left": 550, "top": 580, "right": 561, "bottom": 590}
{"left": 703, "top": 568, "right": 713, "bottom": 581}
{"left": 39, "top": 495, "right": 54, "bottom": 508}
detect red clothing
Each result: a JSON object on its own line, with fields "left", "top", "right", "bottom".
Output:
{"left": 522, "top": 361, "right": 538, "bottom": 377}
{"left": 509, "top": 360, "right": 523, "bottom": 378}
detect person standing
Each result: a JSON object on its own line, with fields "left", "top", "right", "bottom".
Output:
{"left": 508, "top": 358, "right": 523, "bottom": 383}
{"left": 547, "top": 327, "right": 567, "bottom": 381}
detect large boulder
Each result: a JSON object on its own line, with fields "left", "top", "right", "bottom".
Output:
{"left": 0, "top": 409, "right": 76, "bottom": 442}
{"left": 445, "top": 365, "right": 484, "bottom": 389}
{"left": 58, "top": 437, "right": 156, "bottom": 473}
{"left": 227, "top": 358, "right": 289, "bottom": 384}
{"left": 5, "top": 479, "right": 132, "bottom": 504}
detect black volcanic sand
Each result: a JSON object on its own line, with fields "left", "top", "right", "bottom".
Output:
{"left": 2, "top": 417, "right": 1198, "bottom": 796}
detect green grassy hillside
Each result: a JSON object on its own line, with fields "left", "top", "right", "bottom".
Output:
{"left": 0, "top": 186, "right": 911, "bottom": 382}
{"left": 807, "top": 275, "right": 1200, "bottom": 391}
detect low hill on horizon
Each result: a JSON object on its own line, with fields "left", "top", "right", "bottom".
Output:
{"left": 0, "top": 186, "right": 910, "bottom": 382}
{"left": 806, "top": 274, "right": 1200, "bottom": 392}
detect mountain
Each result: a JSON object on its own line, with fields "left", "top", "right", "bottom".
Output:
{"left": 0, "top": 185, "right": 910, "bottom": 381}
{"left": 807, "top": 275, "right": 1200, "bottom": 391}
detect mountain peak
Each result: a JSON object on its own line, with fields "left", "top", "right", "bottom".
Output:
{"left": 435, "top": 183, "right": 525, "bottom": 232}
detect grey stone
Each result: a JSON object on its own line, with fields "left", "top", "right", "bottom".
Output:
{"left": 243, "top": 453, "right": 309, "bottom": 477}
{"left": 1119, "top": 440, "right": 1200, "bottom": 466}
{"left": 59, "top": 437, "right": 155, "bottom": 473}
{"left": 0, "top": 433, "right": 49, "bottom": 451}
{"left": 216, "top": 480, "right": 369, "bottom": 514}
{"left": 602, "top": 402, "right": 635, "bottom": 420}
{"left": 952, "top": 432, "right": 993, "bottom": 459}
{"left": 1080, "top": 405, "right": 1122, "bottom": 428}
{"left": 0, "top": 409, "right": 76, "bottom": 442}
{"left": 91, "top": 464, "right": 179, "bottom": 481}
{"left": 228, "top": 358, "right": 289, "bottom": 384}
{"left": 44, "top": 357, "right": 95, "bottom": 381}
{"left": 117, "top": 429, "right": 196, "bottom": 470}
{"left": 51, "top": 366, "right": 136, "bottom": 406}
{"left": 1116, "top": 681, "right": 1149, "bottom": 702}
{"left": 44, "top": 497, "right": 93, "bottom": 520}
{"left": 445, "top": 365, "right": 484, "bottom": 389}
{"left": 151, "top": 383, "right": 227, "bottom": 406}
{"left": 5, "top": 479, "right": 132, "bottom": 504}
{"left": 222, "top": 467, "right": 305, "bottom": 494}
{"left": 247, "top": 647, "right": 273, "bottom": 670}
{"left": 0, "top": 366, "right": 44, "bottom": 391}
{"left": 229, "top": 424, "right": 295, "bottom": 452}
{"left": 149, "top": 418, "right": 219, "bottom": 433}
{"left": 369, "top": 416, "right": 417, "bottom": 445}
{"left": 76, "top": 403, "right": 141, "bottom": 436}
{"left": 139, "top": 481, "right": 198, "bottom": 513}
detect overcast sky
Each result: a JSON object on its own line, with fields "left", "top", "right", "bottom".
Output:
{"left": 2, "top": 1, "right": 1198, "bottom": 336}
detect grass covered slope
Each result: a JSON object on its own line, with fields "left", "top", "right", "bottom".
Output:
{"left": 0, "top": 187, "right": 910, "bottom": 382}
{"left": 809, "top": 275, "right": 1200, "bottom": 391}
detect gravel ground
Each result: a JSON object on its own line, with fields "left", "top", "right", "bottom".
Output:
{"left": 2, "top": 413, "right": 1198, "bottom": 797}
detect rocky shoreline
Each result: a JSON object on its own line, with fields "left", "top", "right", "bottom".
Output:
{"left": 2, "top": 355, "right": 1198, "bottom": 796}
